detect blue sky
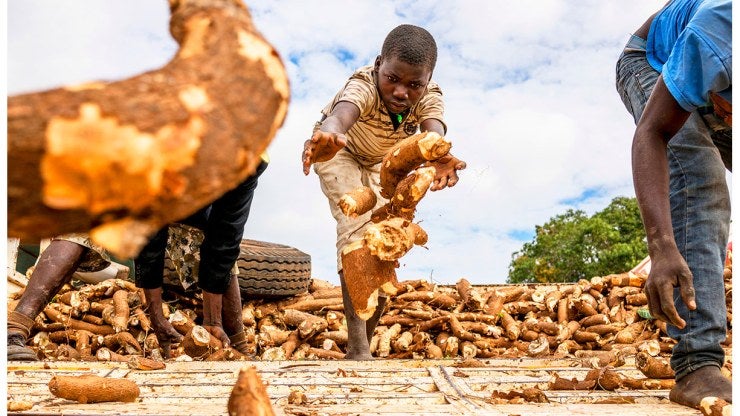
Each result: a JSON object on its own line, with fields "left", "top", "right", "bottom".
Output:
{"left": 8, "top": 0, "right": 683, "bottom": 285}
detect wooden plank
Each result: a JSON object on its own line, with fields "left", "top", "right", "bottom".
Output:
{"left": 7, "top": 237, "right": 20, "bottom": 275}
{"left": 6, "top": 360, "right": 704, "bottom": 416}
{"left": 6, "top": 238, "right": 29, "bottom": 299}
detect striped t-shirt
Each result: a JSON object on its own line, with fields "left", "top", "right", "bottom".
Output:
{"left": 319, "top": 65, "right": 446, "bottom": 166}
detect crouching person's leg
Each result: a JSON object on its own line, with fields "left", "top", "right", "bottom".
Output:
{"left": 222, "top": 273, "right": 252, "bottom": 356}
{"left": 135, "top": 227, "right": 183, "bottom": 359}
{"left": 8, "top": 240, "right": 86, "bottom": 361}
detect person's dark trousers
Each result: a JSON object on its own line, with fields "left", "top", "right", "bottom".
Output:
{"left": 134, "top": 160, "right": 268, "bottom": 291}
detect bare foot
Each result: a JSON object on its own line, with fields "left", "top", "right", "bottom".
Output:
{"left": 344, "top": 348, "right": 374, "bottom": 361}
{"left": 669, "top": 365, "right": 732, "bottom": 408}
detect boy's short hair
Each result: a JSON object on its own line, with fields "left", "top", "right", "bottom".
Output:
{"left": 381, "top": 24, "right": 437, "bottom": 71}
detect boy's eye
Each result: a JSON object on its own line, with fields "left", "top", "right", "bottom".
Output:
{"left": 387, "top": 75, "right": 398, "bottom": 82}
{"left": 410, "top": 82, "right": 422, "bottom": 89}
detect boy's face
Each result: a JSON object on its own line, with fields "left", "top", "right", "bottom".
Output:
{"left": 375, "top": 55, "right": 432, "bottom": 114}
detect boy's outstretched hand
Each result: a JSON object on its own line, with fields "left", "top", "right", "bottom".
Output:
{"left": 428, "top": 154, "right": 466, "bottom": 191}
{"left": 302, "top": 130, "right": 347, "bottom": 175}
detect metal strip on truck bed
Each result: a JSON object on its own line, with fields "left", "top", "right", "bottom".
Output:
{"left": 7, "top": 357, "right": 703, "bottom": 416}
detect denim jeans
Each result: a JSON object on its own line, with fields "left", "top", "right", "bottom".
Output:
{"left": 135, "top": 160, "right": 268, "bottom": 294}
{"left": 615, "top": 35, "right": 731, "bottom": 380}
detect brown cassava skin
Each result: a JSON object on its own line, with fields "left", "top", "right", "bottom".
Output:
{"left": 622, "top": 377, "right": 676, "bottom": 390}
{"left": 582, "top": 368, "right": 623, "bottom": 391}
{"left": 8, "top": 0, "right": 289, "bottom": 258}
{"left": 699, "top": 397, "right": 731, "bottom": 416}
{"left": 341, "top": 244, "right": 398, "bottom": 320}
{"left": 549, "top": 375, "right": 597, "bottom": 391}
{"left": 128, "top": 356, "right": 166, "bottom": 370}
{"left": 338, "top": 186, "right": 377, "bottom": 218}
{"left": 394, "top": 167, "right": 435, "bottom": 206}
{"left": 43, "top": 305, "right": 116, "bottom": 335}
{"left": 386, "top": 166, "right": 435, "bottom": 220}
{"left": 112, "top": 289, "right": 130, "bottom": 332}
{"left": 227, "top": 366, "right": 276, "bottom": 416}
{"left": 282, "top": 309, "right": 328, "bottom": 339}
{"left": 379, "top": 131, "right": 450, "bottom": 199}
{"left": 48, "top": 374, "right": 140, "bottom": 403}
{"left": 635, "top": 351, "right": 675, "bottom": 379}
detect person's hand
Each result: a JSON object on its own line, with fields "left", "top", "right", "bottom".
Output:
{"left": 202, "top": 324, "right": 230, "bottom": 347}
{"left": 428, "top": 154, "right": 466, "bottom": 191}
{"left": 201, "top": 290, "right": 231, "bottom": 347}
{"left": 150, "top": 317, "right": 184, "bottom": 359}
{"left": 302, "top": 130, "right": 347, "bottom": 175}
{"left": 143, "top": 288, "right": 183, "bottom": 359}
{"left": 644, "top": 248, "right": 696, "bottom": 329}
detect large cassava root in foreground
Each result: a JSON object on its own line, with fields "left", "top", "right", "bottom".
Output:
{"left": 48, "top": 374, "right": 139, "bottom": 403}
{"left": 8, "top": 0, "right": 289, "bottom": 258}
{"left": 227, "top": 366, "right": 275, "bottom": 416}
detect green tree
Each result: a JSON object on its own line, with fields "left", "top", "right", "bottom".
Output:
{"left": 508, "top": 196, "right": 648, "bottom": 283}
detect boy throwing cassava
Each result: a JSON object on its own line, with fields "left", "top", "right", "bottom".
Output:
{"left": 302, "top": 24, "right": 466, "bottom": 359}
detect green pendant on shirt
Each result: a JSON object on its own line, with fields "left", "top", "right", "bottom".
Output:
{"left": 390, "top": 112, "right": 403, "bottom": 130}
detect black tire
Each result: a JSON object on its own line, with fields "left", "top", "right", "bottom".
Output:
{"left": 237, "top": 239, "right": 312, "bottom": 299}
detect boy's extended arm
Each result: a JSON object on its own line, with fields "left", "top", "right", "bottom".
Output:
{"left": 302, "top": 102, "right": 361, "bottom": 175}
{"left": 421, "top": 118, "right": 467, "bottom": 191}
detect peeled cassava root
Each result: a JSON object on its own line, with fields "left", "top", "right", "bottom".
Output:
{"left": 48, "top": 374, "right": 139, "bottom": 403}
{"left": 339, "top": 131, "right": 451, "bottom": 320}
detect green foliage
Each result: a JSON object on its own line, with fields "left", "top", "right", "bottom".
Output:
{"left": 508, "top": 196, "right": 648, "bottom": 284}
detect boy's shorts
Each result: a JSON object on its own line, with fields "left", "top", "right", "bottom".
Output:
{"left": 314, "top": 148, "right": 388, "bottom": 272}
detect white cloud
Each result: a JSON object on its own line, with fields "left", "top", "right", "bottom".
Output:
{"left": 8, "top": 0, "right": 676, "bottom": 286}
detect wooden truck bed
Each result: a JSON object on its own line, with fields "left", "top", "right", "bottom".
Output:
{"left": 7, "top": 356, "right": 704, "bottom": 415}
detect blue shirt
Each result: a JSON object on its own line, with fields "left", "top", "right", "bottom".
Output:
{"left": 647, "top": 0, "right": 732, "bottom": 111}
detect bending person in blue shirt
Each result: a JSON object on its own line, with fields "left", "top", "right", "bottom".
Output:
{"left": 616, "top": 0, "right": 731, "bottom": 409}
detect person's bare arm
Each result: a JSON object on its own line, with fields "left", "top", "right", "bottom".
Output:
{"left": 632, "top": 75, "right": 694, "bottom": 329}
{"left": 302, "top": 101, "right": 360, "bottom": 175}
{"left": 421, "top": 118, "right": 466, "bottom": 191}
